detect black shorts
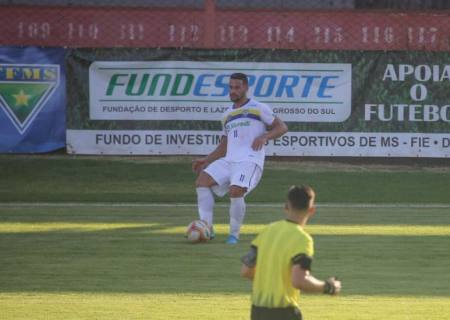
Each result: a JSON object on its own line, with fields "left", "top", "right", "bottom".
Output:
{"left": 251, "top": 305, "right": 303, "bottom": 320}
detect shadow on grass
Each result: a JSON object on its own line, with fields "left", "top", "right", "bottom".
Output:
{"left": 2, "top": 156, "right": 450, "bottom": 204}
{"left": 2, "top": 206, "right": 450, "bottom": 226}
{"left": 1, "top": 224, "right": 449, "bottom": 297}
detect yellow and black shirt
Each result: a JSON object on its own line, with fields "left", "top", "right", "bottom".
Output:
{"left": 247, "top": 219, "right": 314, "bottom": 308}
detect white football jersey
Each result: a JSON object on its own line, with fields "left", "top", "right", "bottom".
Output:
{"left": 221, "top": 99, "right": 275, "bottom": 169}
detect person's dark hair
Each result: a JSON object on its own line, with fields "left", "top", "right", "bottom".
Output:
{"left": 230, "top": 72, "right": 248, "bottom": 85}
{"left": 287, "top": 185, "right": 315, "bottom": 211}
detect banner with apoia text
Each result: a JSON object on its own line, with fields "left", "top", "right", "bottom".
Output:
{"left": 67, "top": 49, "right": 450, "bottom": 157}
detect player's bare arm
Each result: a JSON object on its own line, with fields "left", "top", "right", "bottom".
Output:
{"left": 240, "top": 264, "right": 255, "bottom": 280}
{"left": 240, "top": 245, "right": 257, "bottom": 280}
{"left": 291, "top": 264, "right": 342, "bottom": 295}
{"left": 252, "top": 117, "right": 288, "bottom": 151}
{"left": 192, "top": 136, "right": 228, "bottom": 174}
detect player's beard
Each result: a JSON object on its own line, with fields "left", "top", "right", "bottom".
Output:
{"left": 230, "top": 93, "right": 245, "bottom": 103}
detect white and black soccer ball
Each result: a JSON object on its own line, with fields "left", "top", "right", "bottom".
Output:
{"left": 185, "top": 220, "right": 211, "bottom": 243}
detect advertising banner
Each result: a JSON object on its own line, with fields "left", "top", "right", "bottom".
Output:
{"left": 66, "top": 130, "right": 450, "bottom": 158}
{"left": 67, "top": 48, "right": 450, "bottom": 158}
{"left": 0, "top": 47, "right": 66, "bottom": 153}
{"left": 89, "top": 61, "right": 351, "bottom": 122}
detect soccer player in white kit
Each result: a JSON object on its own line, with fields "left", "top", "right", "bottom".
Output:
{"left": 192, "top": 73, "right": 288, "bottom": 244}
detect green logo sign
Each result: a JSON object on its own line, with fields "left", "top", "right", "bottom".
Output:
{"left": 0, "top": 64, "right": 59, "bottom": 134}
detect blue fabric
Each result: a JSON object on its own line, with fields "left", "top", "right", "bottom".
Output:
{"left": 0, "top": 47, "right": 67, "bottom": 153}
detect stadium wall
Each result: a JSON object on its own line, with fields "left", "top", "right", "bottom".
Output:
{"left": 0, "top": 1, "right": 449, "bottom": 158}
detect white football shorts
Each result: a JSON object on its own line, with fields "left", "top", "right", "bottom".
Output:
{"left": 204, "top": 158, "right": 263, "bottom": 197}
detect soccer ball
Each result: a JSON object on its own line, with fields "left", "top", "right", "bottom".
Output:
{"left": 186, "top": 220, "right": 211, "bottom": 243}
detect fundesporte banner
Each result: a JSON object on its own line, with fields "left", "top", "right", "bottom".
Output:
{"left": 67, "top": 49, "right": 450, "bottom": 158}
{"left": 89, "top": 61, "right": 352, "bottom": 123}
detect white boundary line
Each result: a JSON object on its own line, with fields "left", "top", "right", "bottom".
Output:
{"left": 1, "top": 202, "right": 450, "bottom": 209}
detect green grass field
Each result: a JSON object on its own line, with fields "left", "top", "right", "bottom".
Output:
{"left": 1, "top": 156, "right": 450, "bottom": 319}
{"left": 2, "top": 155, "right": 450, "bottom": 204}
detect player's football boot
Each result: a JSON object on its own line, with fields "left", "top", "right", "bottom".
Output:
{"left": 226, "top": 235, "right": 239, "bottom": 244}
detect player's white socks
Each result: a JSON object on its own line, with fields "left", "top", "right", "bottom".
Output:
{"left": 229, "top": 197, "right": 246, "bottom": 239}
{"left": 196, "top": 187, "right": 214, "bottom": 227}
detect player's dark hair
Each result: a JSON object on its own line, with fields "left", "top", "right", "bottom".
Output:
{"left": 287, "top": 185, "right": 315, "bottom": 211}
{"left": 230, "top": 72, "right": 248, "bottom": 85}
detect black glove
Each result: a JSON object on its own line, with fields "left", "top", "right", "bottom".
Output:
{"left": 323, "top": 277, "right": 339, "bottom": 295}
